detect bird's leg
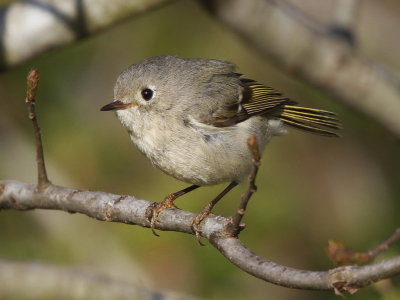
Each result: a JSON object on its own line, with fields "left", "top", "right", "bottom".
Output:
{"left": 147, "top": 184, "right": 199, "bottom": 236}
{"left": 192, "top": 181, "right": 238, "bottom": 243}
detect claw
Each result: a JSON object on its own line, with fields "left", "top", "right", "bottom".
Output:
{"left": 146, "top": 201, "right": 176, "bottom": 236}
{"left": 145, "top": 185, "right": 200, "bottom": 237}
{"left": 191, "top": 211, "right": 212, "bottom": 246}
{"left": 146, "top": 202, "right": 159, "bottom": 236}
{"left": 150, "top": 214, "right": 160, "bottom": 237}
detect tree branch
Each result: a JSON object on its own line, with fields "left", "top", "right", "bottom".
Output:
{"left": 0, "top": 259, "right": 199, "bottom": 300}
{"left": 0, "top": 0, "right": 175, "bottom": 70}
{"left": 203, "top": 0, "right": 400, "bottom": 137}
{"left": 1, "top": 180, "right": 399, "bottom": 293}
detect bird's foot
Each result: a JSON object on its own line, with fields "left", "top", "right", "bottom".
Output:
{"left": 191, "top": 207, "right": 213, "bottom": 246}
{"left": 146, "top": 195, "right": 177, "bottom": 236}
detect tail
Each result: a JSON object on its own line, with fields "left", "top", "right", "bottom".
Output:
{"left": 275, "top": 105, "right": 342, "bottom": 137}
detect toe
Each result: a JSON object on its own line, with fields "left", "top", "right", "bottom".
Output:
{"left": 191, "top": 214, "right": 208, "bottom": 245}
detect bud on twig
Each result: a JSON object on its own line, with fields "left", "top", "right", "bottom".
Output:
{"left": 26, "top": 70, "right": 39, "bottom": 102}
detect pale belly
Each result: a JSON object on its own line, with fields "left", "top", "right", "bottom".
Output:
{"left": 130, "top": 117, "right": 273, "bottom": 186}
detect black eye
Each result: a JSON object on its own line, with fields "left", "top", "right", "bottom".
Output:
{"left": 141, "top": 88, "right": 154, "bottom": 101}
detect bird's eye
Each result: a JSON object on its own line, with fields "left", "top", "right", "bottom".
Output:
{"left": 141, "top": 88, "right": 154, "bottom": 101}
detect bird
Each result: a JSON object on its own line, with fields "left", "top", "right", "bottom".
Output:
{"left": 100, "top": 55, "right": 341, "bottom": 239}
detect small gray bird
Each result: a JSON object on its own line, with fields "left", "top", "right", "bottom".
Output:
{"left": 101, "top": 55, "right": 340, "bottom": 237}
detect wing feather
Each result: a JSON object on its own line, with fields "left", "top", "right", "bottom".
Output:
{"left": 210, "top": 76, "right": 341, "bottom": 137}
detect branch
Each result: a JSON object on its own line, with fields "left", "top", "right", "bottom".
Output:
{"left": 228, "top": 135, "right": 261, "bottom": 236}
{"left": 368, "top": 229, "right": 400, "bottom": 259}
{"left": 1, "top": 180, "right": 400, "bottom": 293}
{"left": 333, "top": 0, "right": 360, "bottom": 33}
{"left": 203, "top": 0, "right": 400, "bottom": 137}
{"left": 25, "top": 70, "right": 50, "bottom": 189}
{"left": 0, "top": 0, "right": 175, "bottom": 70}
{"left": 327, "top": 229, "right": 400, "bottom": 265}
{"left": 0, "top": 259, "right": 199, "bottom": 300}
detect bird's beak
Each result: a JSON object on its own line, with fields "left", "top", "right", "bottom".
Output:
{"left": 100, "top": 100, "right": 137, "bottom": 111}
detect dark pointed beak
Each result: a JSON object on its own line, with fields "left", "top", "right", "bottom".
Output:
{"left": 100, "top": 100, "right": 136, "bottom": 111}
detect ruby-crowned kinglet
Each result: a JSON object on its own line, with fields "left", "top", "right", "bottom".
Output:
{"left": 101, "top": 55, "right": 340, "bottom": 236}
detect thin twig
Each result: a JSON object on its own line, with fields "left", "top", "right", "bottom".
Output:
{"left": 25, "top": 70, "right": 50, "bottom": 189}
{"left": 326, "top": 228, "right": 400, "bottom": 265}
{"left": 228, "top": 135, "right": 261, "bottom": 236}
{"left": 367, "top": 228, "right": 400, "bottom": 260}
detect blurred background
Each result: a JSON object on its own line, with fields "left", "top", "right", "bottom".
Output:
{"left": 1, "top": 0, "right": 400, "bottom": 299}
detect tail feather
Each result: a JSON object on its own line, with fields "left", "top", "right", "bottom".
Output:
{"left": 276, "top": 105, "right": 341, "bottom": 137}
{"left": 280, "top": 112, "right": 340, "bottom": 129}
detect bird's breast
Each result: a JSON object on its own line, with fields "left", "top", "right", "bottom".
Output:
{"left": 119, "top": 110, "right": 271, "bottom": 186}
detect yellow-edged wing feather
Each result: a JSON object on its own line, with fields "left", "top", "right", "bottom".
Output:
{"left": 210, "top": 76, "right": 341, "bottom": 137}
{"left": 240, "top": 78, "right": 341, "bottom": 137}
